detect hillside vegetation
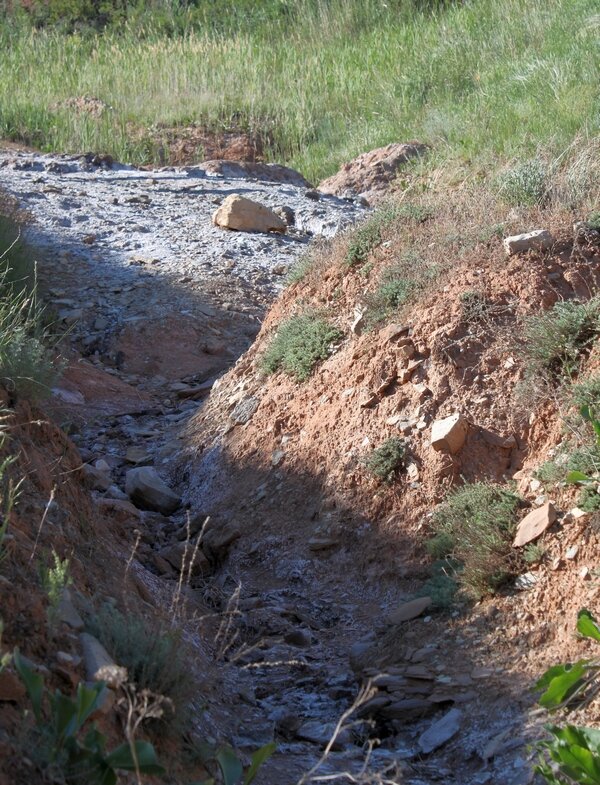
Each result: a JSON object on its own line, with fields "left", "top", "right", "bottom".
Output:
{"left": 1, "top": 0, "right": 598, "bottom": 181}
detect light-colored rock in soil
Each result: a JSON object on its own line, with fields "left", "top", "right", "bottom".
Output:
{"left": 387, "top": 596, "right": 431, "bottom": 624}
{"left": 231, "top": 397, "right": 260, "bottom": 425}
{"left": 125, "top": 445, "right": 150, "bottom": 464}
{"left": 503, "top": 229, "right": 553, "bottom": 256}
{"left": 431, "top": 413, "right": 468, "bottom": 454}
{"left": 125, "top": 466, "right": 181, "bottom": 514}
{"left": 212, "top": 194, "right": 286, "bottom": 234}
{"left": 418, "top": 708, "right": 463, "bottom": 754}
{"left": 80, "top": 632, "right": 128, "bottom": 688}
{"left": 512, "top": 502, "right": 556, "bottom": 547}
{"left": 57, "top": 589, "right": 84, "bottom": 630}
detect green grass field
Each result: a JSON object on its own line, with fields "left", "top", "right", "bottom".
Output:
{"left": 0, "top": 0, "right": 598, "bottom": 182}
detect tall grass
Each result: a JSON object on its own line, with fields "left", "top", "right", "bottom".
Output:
{"left": 0, "top": 216, "right": 60, "bottom": 401}
{"left": 0, "top": 0, "right": 598, "bottom": 181}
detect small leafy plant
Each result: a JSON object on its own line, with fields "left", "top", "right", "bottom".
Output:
{"left": 534, "top": 609, "right": 600, "bottom": 784}
{"left": 363, "top": 437, "right": 406, "bottom": 482}
{"left": 39, "top": 550, "right": 71, "bottom": 627}
{"left": 261, "top": 312, "right": 342, "bottom": 381}
{"left": 13, "top": 649, "right": 164, "bottom": 784}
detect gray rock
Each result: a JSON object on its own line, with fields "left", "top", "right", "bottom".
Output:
{"left": 80, "top": 632, "right": 128, "bottom": 688}
{"left": 418, "top": 708, "right": 463, "bottom": 754}
{"left": 125, "top": 466, "right": 181, "bottom": 514}
{"left": 57, "top": 589, "right": 84, "bottom": 630}
{"left": 231, "top": 397, "right": 259, "bottom": 425}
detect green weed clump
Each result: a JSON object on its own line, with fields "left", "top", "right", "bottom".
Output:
{"left": 498, "top": 158, "right": 549, "bottom": 206}
{"left": 363, "top": 437, "right": 406, "bottom": 482}
{"left": 87, "top": 605, "right": 194, "bottom": 729}
{"left": 0, "top": 217, "right": 60, "bottom": 401}
{"left": 261, "top": 313, "right": 342, "bottom": 381}
{"left": 366, "top": 252, "right": 439, "bottom": 326}
{"left": 344, "top": 205, "right": 400, "bottom": 268}
{"left": 427, "top": 482, "right": 521, "bottom": 598}
{"left": 523, "top": 298, "right": 600, "bottom": 379}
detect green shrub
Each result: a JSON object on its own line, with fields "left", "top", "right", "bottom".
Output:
{"left": 578, "top": 486, "right": 600, "bottom": 512}
{"left": 365, "top": 253, "right": 439, "bottom": 326}
{"left": 523, "top": 298, "right": 600, "bottom": 379}
{"left": 535, "top": 458, "right": 565, "bottom": 486}
{"left": 415, "top": 564, "right": 459, "bottom": 611}
{"left": 571, "top": 375, "right": 600, "bottom": 412}
{"left": 586, "top": 212, "right": 600, "bottom": 232}
{"left": 523, "top": 543, "right": 546, "bottom": 565}
{"left": 87, "top": 605, "right": 194, "bottom": 730}
{"left": 363, "top": 437, "right": 406, "bottom": 482}
{"left": 344, "top": 205, "right": 400, "bottom": 268}
{"left": 260, "top": 312, "right": 342, "bottom": 381}
{"left": 498, "top": 158, "right": 549, "bottom": 206}
{"left": 0, "top": 217, "right": 60, "bottom": 401}
{"left": 428, "top": 482, "right": 521, "bottom": 598}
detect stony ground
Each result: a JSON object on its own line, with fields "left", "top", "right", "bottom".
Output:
{"left": 2, "top": 148, "right": 595, "bottom": 785}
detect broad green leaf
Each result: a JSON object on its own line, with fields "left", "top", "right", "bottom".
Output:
{"left": 577, "top": 609, "right": 600, "bottom": 642}
{"left": 216, "top": 746, "right": 243, "bottom": 785}
{"left": 538, "top": 661, "right": 588, "bottom": 708}
{"left": 75, "top": 682, "right": 105, "bottom": 728}
{"left": 566, "top": 470, "right": 592, "bottom": 484}
{"left": 13, "top": 649, "right": 44, "bottom": 722}
{"left": 106, "top": 740, "right": 165, "bottom": 775}
{"left": 50, "top": 689, "right": 78, "bottom": 742}
{"left": 244, "top": 742, "right": 276, "bottom": 785}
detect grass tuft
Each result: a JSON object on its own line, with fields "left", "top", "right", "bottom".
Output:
{"left": 523, "top": 298, "right": 600, "bottom": 380}
{"left": 427, "top": 482, "right": 521, "bottom": 598}
{"left": 87, "top": 604, "right": 194, "bottom": 730}
{"left": 365, "top": 252, "right": 440, "bottom": 326}
{"left": 261, "top": 312, "right": 342, "bottom": 381}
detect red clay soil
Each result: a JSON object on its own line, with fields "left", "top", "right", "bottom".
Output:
{"left": 184, "top": 213, "right": 600, "bottom": 692}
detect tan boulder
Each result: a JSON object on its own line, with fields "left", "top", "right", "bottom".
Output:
{"left": 431, "top": 413, "right": 468, "bottom": 454}
{"left": 513, "top": 502, "right": 556, "bottom": 547}
{"left": 212, "top": 194, "right": 286, "bottom": 233}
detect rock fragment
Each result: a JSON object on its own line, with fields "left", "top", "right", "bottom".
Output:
{"left": 80, "top": 632, "right": 127, "bottom": 688}
{"left": 503, "top": 229, "right": 553, "bottom": 256}
{"left": 125, "top": 466, "right": 181, "bottom": 514}
{"left": 418, "top": 708, "right": 463, "bottom": 754}
{"left": 430, "top": 413, "right": 468, "bottom": 454}
{"left": 212, "top": 194, "right": 286, "bottom": 233}
{"left": 512, "top": 502, "right": 556, "bottom": 547}
{"left": 387, "top": 596, "right": 431, "bottom": 624}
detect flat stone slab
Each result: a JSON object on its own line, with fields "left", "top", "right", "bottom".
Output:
{"left": 418, "top": 708, "right": 463, "bottom": 754}
{"left": 387, "top": 596, "right": 431, "bottom": 624}
{"left": 513, "top": 502, "right": 556, "bottom": 547}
